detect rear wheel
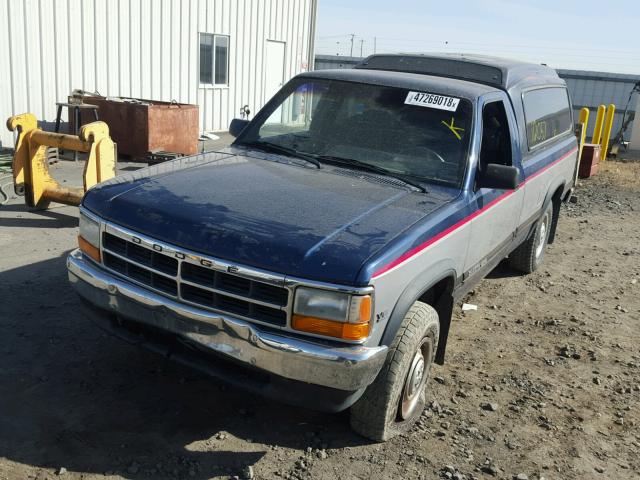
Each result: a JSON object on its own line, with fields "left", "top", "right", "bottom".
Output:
{"left": 509, "top": 201, "right": 553, "bottom": 273}
{"left": 350, "top": 301, "right": 439, "bottom": 441}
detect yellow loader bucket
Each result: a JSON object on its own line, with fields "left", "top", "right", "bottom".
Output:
{"left": 6, "top": 113, "right": 116, "bottom": 209}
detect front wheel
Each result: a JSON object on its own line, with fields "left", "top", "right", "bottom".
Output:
{"left": 350, "top": 301, "right": 439, "bottom": 442}
{"left": 508, "top": 201, "right": 553, "bottom": 273}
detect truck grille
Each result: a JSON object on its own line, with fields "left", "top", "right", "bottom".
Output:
{"left": 102, "top": 231, "right": 289, "bottom": 327}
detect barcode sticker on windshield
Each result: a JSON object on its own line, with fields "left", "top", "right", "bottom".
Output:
{"left": 405, "top": 91, "right": 460, "bottom": 112}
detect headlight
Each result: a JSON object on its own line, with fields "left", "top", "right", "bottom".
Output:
{"left": 292, "top": 287, "right": 372, "bottom": 341}
{"left": 78, "top": 210, "right": 101, "bottom": 262}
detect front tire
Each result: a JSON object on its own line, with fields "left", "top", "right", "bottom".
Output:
{"left": 350, "top": 301, "right": 439, "bottom": 442}
{"left": 508, "top": 201, "right": 553, "bottom": 273}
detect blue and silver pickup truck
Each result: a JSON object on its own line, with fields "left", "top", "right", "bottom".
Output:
{"left": 68, "top": 54, "right": 578, "bottom": 441}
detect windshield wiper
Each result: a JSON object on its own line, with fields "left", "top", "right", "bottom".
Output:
{"left": 310, "top": 154, "right": 428, "bottom": 193}
{"left": 239, "top": 141, "right": 321, "bottom": 168}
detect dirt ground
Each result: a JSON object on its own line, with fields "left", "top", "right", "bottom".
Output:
{"left": 0, "top": 158, "right": 639, "bottom": 480}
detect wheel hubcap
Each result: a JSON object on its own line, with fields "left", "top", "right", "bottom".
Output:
{"left": 535, "top": 213, "right": 549, "bottom": 259}
{"left": 400, "top": 338, "right": 433, "bottom": 420}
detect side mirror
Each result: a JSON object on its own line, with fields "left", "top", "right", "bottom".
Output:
{"left": 477, "top": 164, "right": 520, "bottom": 190}
{"left": 229, "top": 118, "right": 250, "bottom": 137}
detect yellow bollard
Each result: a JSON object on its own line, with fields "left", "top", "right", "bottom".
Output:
{"left": 578, "top": 107, "right": 589, "bottom": 126}
{"left": 578, "top": 107, "right": 589, "bottom": 159}
{"left": 592, "top": 105, "right": 605, "bottom": 145}
{"left": 600, "top": 104, "right": 615, "bottom": 161}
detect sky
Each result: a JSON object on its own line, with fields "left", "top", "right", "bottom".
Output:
{"left": 315, "top": 0, "right": 640, "bottom": 75}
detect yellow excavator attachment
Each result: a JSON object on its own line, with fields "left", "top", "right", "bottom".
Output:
{"left": 6, "top": 113, "right": 116, "bottom": 209}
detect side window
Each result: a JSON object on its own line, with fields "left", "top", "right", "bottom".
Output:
{"left": 199, "top": 33, "right": 230, "bottom": 86}
{"left": 479, "top": 101, "right": 513, "bottom": 170}
{"left": 522, "top": 87, "right": 571, "bottom": 149}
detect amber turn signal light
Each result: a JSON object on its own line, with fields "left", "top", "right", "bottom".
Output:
{"left": 357, "top": 295, "right": 372, "bottom": 323}
{"left": 78, "top": 235, "right": 101, "bottom": 263}
{"left": 292, "top": 315, "right": 370, "bottom": 341}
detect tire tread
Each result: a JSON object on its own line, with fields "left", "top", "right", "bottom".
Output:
{"left": 509, "top": 202, "right": 553, "bottom": 273}
{"left": 350, "top": 302, "right": 439, "bottom": 441}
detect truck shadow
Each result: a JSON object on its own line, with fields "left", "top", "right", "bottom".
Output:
{"left": 485, "top": 259, "right": 526, "bottom": 279}
{"left": 0, "top": 203, "right": 79, "bottom": 229}
{"left": 0, "top": 252, "right": 367, "bottom": 480}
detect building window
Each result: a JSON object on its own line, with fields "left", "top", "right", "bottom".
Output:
{"left": 199, "top": 33, "right": 229, "bottom": 86}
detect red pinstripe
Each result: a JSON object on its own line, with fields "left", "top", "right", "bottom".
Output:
{"left": 372, "top": 146, "right": 578, "bottom": 278}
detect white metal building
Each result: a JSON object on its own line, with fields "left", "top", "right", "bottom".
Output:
{"left": 0, "top": 0, "right": 318, "bottom": 149}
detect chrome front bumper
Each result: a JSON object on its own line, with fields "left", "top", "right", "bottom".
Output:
{"left": 67, "top": 249, "right": 387, "bottom": 391}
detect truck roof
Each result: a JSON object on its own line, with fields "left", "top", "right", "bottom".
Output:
{"left": 353, "top": 53, "right": 565, "bottom": 91}
{"left": 298, "top": 67, "right": 499, "bottom": 101}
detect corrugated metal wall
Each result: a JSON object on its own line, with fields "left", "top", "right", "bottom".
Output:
{"left": 558, "top": 70, "right": 639, "bottom": 141}
{"left": 0, "top": 0, "right": 317, "bottom": 149}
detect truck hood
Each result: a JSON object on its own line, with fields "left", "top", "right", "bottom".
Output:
{"left": 83, "top": 150, "right": 456, "bottom": 285}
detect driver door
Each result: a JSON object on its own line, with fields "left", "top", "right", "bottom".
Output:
{"left": 463, "top": 95, "right": 524, "bottom": 277}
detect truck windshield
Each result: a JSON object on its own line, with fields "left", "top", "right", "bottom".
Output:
{"left": 236, "top": 78, "right": 473, "bottom": 188}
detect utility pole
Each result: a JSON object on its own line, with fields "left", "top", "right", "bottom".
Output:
{"left": 349, "top": 34, "right": 355, "bottom": 57}
{"left": 359, "top": 39, "right": 364, "bottom": 57}
{"left": 374, "top": 37, "right": 377, "bottom": 54}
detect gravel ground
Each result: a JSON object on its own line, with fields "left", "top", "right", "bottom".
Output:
{"left": 0, "top": 158, "right": 638, "bottom": 480}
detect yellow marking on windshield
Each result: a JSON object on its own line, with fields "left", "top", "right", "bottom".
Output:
{"left": 441, "top": 117, "right": 465, "bottom": 140}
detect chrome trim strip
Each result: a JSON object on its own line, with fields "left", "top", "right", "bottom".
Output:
{"left": 284, "top": 275, "right": 374, "bottom": 295}
{"left": 79, "top": 206, "right": 102, "bottom": 225}
{"left": 67, "top": 249, "right": 387, "bottom": 391}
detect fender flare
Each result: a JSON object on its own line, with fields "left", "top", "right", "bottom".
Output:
{"left": 521, "top": 178, "right": 566, "bottom": 244}
{"left": 379, "top": 261, "right": 457, "bottom": 364}
{"left": 541, "top": 179, "right": 566, "bottom": 210}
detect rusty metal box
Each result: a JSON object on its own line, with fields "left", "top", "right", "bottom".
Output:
{"left": 579, "top": 143, "right": 601, "bottom": 178}
{"left": 77, "top": 96, "right": 199, "bottom": 159}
